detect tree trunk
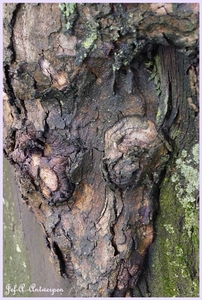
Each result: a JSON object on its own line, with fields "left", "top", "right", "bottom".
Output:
{"left": 3, "top": 3, "right": 199, "bottom": 297}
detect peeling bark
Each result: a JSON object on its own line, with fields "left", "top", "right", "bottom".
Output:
{"left": 3, "top": 3, "right": 199, "bottom": 297}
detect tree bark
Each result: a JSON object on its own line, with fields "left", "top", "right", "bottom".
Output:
{"left": 3, "top": 3, "right": 199, "bottom": 297}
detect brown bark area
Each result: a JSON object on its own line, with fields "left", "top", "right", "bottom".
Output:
{"left": 3, "top": 3, "right": 199, "bottom": 297}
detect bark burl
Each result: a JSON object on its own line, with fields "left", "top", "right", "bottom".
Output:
{"left": 3, "top": 3, "right": 199, "bottom": 297}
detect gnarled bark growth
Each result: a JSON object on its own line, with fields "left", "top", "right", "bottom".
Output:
{"left": 3, "top": 3, "right": 199, "bottom": 297}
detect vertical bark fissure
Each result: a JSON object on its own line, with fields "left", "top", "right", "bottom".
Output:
{"left": 7, "top": 3, "right": 21, "bottom": 63}
{"left": 4, "top": 65, "right": 19, "bottom": 108}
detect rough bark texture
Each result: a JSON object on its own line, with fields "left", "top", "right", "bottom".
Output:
{"left": 3, "top": 3, "right": 199, "bottom": 297}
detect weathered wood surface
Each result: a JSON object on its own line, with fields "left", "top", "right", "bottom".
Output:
{"left": 3, "top": 3, "right": 199, "bottom": 297}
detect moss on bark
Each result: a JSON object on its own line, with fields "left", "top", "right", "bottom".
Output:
{"left": 147, "top": 144, "right": 199, "bottom": 297}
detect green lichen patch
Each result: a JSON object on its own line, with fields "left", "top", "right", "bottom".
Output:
{"left": 82, "top": 30, "right": 97, "bottom": 50}
{"left": 163, "top": 223, "right": 175, "bottom": 234}
{"left": 59, "top": 3, "right": 77, "bottom": 32}
{"left": 171, "top": 144, "right": 199, "bottom": 238}
{"left": 147, "top": 144, "right": 199, "bottom": 297}
{"left": 144, "top": 53, "right": 169, "bottom": 128}
{"left": 146, "top": 54, "right": 162, "bottom": 97}
{"left": 59, "top": 3, "right": 76, "bottom": 18}
{"left": 113, "top": 43, "right": 135, "bottom": 71}
{"left": 75, "top": 21, "right": 99, "bottom": 66}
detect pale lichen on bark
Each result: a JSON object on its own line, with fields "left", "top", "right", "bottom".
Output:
{"left": 171, "top": 144, "right": 199, "bottom": 238}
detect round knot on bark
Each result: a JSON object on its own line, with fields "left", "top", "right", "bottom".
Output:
{"left": 103, "top": 116, "right": 162, "bottom": 188}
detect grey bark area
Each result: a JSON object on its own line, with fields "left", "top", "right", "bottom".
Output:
{"left": 3, "top": 3, "right": 199, "bottom": 297}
